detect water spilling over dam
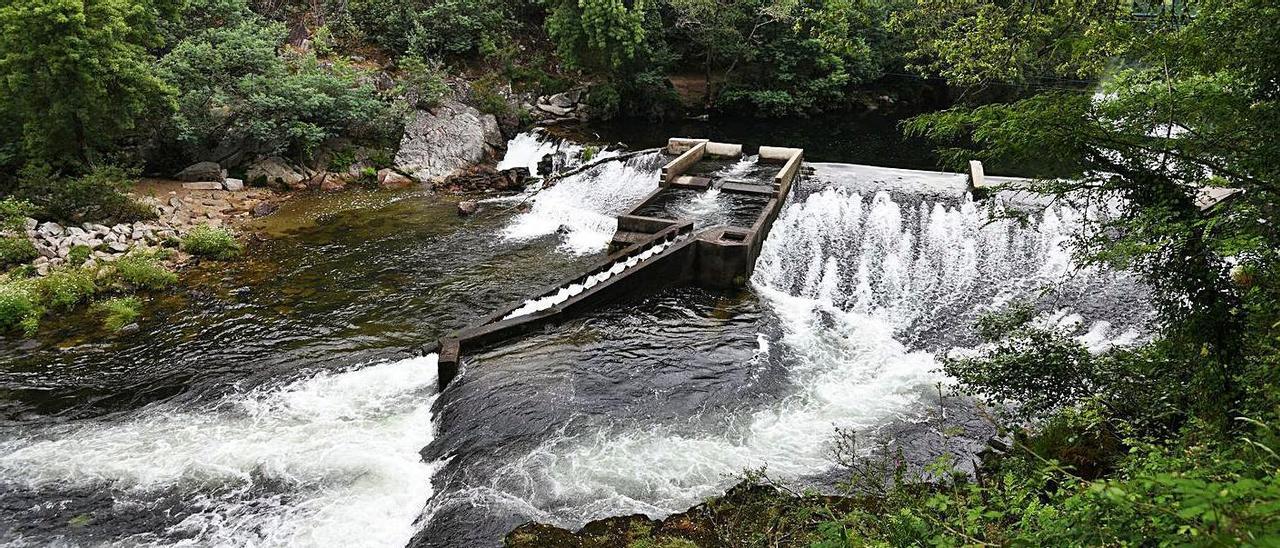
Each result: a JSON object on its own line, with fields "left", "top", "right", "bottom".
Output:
{"left": 0, "top": 132, "right": 1149, "bottom": 547}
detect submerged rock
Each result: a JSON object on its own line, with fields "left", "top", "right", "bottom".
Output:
{"left": 251, "top": 202, "right": 280, "bottom": 217}
{"left": 394, "top": 99, "right": 504, "bottom": 184}
{"left": 456, "top": 200, "right": 478, "bottom": 216}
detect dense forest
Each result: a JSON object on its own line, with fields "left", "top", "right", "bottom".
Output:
{"left": 2, "top": 0, "right": 1278, "bottom": 545}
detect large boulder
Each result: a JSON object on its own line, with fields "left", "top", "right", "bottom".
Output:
{"left": 175, "top": 161, "right": 226, "bottom": 183}
{"left": 394, "top": 99, "right": 504, "bottom": 184}
{"left": 247, "top": 157, "right": 307, "bottom": 190}
{"left": 437, "top": 166, "right": 531, "bottom": 193}
{"left": 377, "top": 168, "right": 417, "bottom": 190}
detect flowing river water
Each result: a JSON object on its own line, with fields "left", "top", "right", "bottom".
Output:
{"left": 0, "top": 131, "right": 1150, "bottom": 546}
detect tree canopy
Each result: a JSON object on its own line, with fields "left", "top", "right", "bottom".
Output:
{"left": 0, "top": 0, "right": 178, "bottom": 167}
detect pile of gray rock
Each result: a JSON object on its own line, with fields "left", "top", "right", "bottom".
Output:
{"left": 139, "top": 188, "right": 276, "bottom": 230}
{"left": 23, "top": 219, "right": 178, "bottom": 275}
{"left": 527, "top": 89, "right": 590, "bottom": 123}
{"left": 241, "top": 156, "right": 418, "bottom": 192}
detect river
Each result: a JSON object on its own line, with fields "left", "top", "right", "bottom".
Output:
{"left": 0, "top": 116, "right": 1149, "bottom": 546}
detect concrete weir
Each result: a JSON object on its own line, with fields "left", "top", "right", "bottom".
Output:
{"left": 433, "top": 138, "right": 804, "bottom": 389}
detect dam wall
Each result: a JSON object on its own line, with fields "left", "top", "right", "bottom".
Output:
{"left": 435, "top": 139, "right": 804, "bottom": 389}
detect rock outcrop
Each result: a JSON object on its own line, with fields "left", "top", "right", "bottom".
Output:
{"left": 394, "top": 99, "right": 504, "bottom": 184}
{"left": 175, "top": 161, "right": 226, "bottom": 183}
{"left": 377, "top": 169, "right": 416, "bottom": 190}
{"left": 436, "top": 166, "right": 530, "bottom": 193}
{"left": 247, "top": 157, "right": 308, "bottom": 190}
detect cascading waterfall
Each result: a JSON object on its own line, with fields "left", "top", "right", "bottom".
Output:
{"left": 0, "top": 356, "right": 441, "bottom": 547}
{"left": 754, "top": 187, "right": 1088, "bottom": 333}
{"left": 464, "top": 172, "right": 1147, "bottom": 529}
{"left": 502, "top": 147, "right": 663, "bottom": 254}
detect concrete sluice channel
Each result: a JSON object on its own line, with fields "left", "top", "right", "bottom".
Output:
{"left": 0, "top": 132, "right": 1152, "bottom": 547}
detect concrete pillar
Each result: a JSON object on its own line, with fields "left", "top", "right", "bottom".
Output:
{"left": 969, "top": 160, "right": 986, "bottom": 190}
{"left": 437, "top": 339, "right": 461, "bottom": 390}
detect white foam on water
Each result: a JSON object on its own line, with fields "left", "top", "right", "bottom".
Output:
{"left": 0, "top": 355, "right": 441, "bottom": 547}
{"left": 716, "top": 155, "right": 759, "bottom": 180}
{"left": 676, "top": 187, "right": 723, "bottom": 220}
{"left": 480, "top": 185, "right": 1141, "bottom": 526}
{"left": 490, "top": 287, "right": 942, "bottom": 522}
{"left": 501, "top": 151, "right": 661, "bottom": 255}
{"left": 497, "top": 133, "right": 579, "bottom": 174}
{"left": 502, "top": 236, "right": 680, "bottom": 321}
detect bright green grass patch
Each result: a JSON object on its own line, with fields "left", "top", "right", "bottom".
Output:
{"left": 0, "top": 237, "right": 37, "bottom": 267}
{"left": 67, "top": 244, "right": 92, "bottom": 267}
{"left": 93, "top": 297, "right": 141, "bottom": 331}
{"left": 113, "top": 252, "right": 177, "bottom": 290}
{"left": 0, "top": 279, "right": 42, "bottom": 335}
{"left": 181, "top": 225, "right": 242, "bottom": 260}
{"left": 37, "top": 267, "right": 97, "bottom": 310}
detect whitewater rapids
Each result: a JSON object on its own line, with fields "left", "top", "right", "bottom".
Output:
{"left": 0, "top": 356, "right": 441, "bottom": 547}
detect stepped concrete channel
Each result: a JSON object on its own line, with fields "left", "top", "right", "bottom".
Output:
{"left": 432, "top": 138, "right": 804, "bottom": 389}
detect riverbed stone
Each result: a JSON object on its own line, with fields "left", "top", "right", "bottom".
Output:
{"left": 34, "top": 241, "right": 56, "bottom": 259}
{"left": 182, "top": 181, "right": 224, "bottom": 191}
{"left": 377, "top": 169, "right": 416, "bottom": 190}
{"left": 176, "top": 161, "right": 226, "bottom": 183}
{"left": 548, "top": 92, "right": 576, "bottom": 109}
{"left": 319, "top": 173, "right": 347, "bottom": 192}
{"left": 37, "top": 222, "right": 63, "bottom": 236}
{"left": 223, "top": 178, "right": 245, "bottom": 191}
{"left": 457, "top": 200, "right": 478, "bottom": 216}
{"left": 536, "top": 102, "right": 573, "bottom": 117}
{"left": 251, "top": 202, "right": 279, "bottom": 217}
{"left": 395, "top": 99, "right": 504, "bottom": 183}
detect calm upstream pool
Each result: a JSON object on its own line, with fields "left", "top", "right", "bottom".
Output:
{"left": 0, "top": 131, "right": 1150, "bottom": 547}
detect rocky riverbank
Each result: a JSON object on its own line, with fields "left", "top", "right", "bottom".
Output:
{"left": 505, "top": 482, "right": 869, "bottom": 548}
{"left": 14, "top": 182, "right": 278, "bottom": 277}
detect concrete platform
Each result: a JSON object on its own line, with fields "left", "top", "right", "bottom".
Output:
{"left": 433, "top": 138, "right": 804, "bottom": 390}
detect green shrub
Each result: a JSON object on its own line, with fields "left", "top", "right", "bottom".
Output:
{"left": 405, "top": 0, "right": 509, "bottom": 56}
{"left": 16, "top": 164, "right": 156, "bottom": 224}
{"left": 0, "top": 237, "right": 37, "bottom": 267}
{"left": 67, "top": 245, "right": 92, "bottom": 267}
{"left": 358, "top": 166, "right": 378, "bottom": 187}
{"left": 586, "top": 83, "right": 621, "bottom": 120}
{"left": 329, "top": 148, "right": 357, "bottom": 172}
{"left": 113, "top": 253, "right": 177, "bottom": 290}
{"left": 0, "top": 280, "right": 41, "bottom": 335}
{"left": 471, "top": 76, "right": 511, "bottom": 117}
{"left": 158, "top": 6, "right": 397, "bottom": 161}
{"left": 396, "top": 57, "right": 450, "bottom": 110}
{"left": 93, "top": 297, "right": 142, "bottom": 331}
{"left": 0, "top": 197, "right": 34, "bottom": 230}
{"left": 181, "top": 226, "right": 242, "bottom": 260}
{"left": 36, "top": 268, "right": 97, "bottom": 311}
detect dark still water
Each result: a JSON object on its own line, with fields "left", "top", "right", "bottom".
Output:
{"left": 0, "top": 131, "right": 1147, "bottom": 547}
